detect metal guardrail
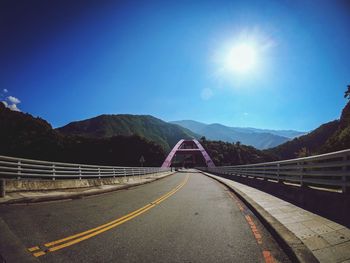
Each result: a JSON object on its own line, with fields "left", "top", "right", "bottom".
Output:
{"left": 0, "top": 155, "right": 171, "bottom": 180}
{"left": 199, "top": 149, "right": 350, "bottom": 193}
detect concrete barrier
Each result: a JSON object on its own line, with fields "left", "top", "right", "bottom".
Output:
{"left": 4, "top": 173, "right": 163, "bottom": 193}
{"left": 0, "top": 179, "right": 5, "bottom": 197}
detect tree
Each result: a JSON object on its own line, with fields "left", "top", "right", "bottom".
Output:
{"left": 344, "top": 85, "right": 350, "bottom": 100}
{"left": 297, "top": 147, "right": 309, "bottom": 158}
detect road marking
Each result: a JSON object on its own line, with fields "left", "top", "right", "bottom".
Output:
{"left": 220, "top": 183, "right": 275, "bottom": 263}
{"left": 28, "top": 174, "right": 189, "bottom": 257}
{"left": 44, "top": 204, "right": 153, "bottom": 248}
{"left": 44, "top": 180, "right": 185, "bottom": 249}
{"left": 27, "top": 246, "right": 40, "bottom": 252}
{"left": 33, "top": 251, "right": 46, "bottom": 257}
{"left": 263, "top": 250, "right": 274, "bottom": 263}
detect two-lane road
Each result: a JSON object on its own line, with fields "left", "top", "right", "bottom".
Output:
{"left": 0, "top": 171, "right": 290, "bottom": 262}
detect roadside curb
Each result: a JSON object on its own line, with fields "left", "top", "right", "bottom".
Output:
{"left": 0, "top": 172, "right": 176, "bottom": 205}
{"left": 201, "top": 171, "right": 319, "bottom": 263}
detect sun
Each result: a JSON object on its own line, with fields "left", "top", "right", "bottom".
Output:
{"left": 224, "top": 43, "right": 257, "bottom": 73}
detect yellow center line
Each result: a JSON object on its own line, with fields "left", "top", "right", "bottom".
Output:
{"left": 29, "top": 174, "right": 189, "bottom": 257}
{"left": 27, "top": 246, "right": 40, "bottom": 252}
{"left": 44, "top": 203, "right": 153, "bottom": 248}
{"left": 33, "top": 251, "right": 46, "bottom": 257}
{"left": 48, "top": 204, "right": 157, "bottom": 252}
{"left": 44, "top": 178, "right": 187, "bottom": 248}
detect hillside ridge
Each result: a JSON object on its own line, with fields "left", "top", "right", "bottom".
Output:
{"left": 57, "top": 114, "right": 199, "bottom": 152}
{"left": 170, "top": 120, "right": 305, "bottom": 149}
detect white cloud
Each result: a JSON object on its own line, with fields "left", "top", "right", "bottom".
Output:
{"left": 7, "top": 96, "right": 21, "bottom": 104}
{"left": 201, "top": 88, "right": 213, "bottom": 100}
{"left": 243, "top": 112, "right": 249, "bottom": 116}
{"left": 7, "top": 103, "right": 20, "bottom": 112}
{"left": 1, "top": 94, "right": 22, "bottom": 112}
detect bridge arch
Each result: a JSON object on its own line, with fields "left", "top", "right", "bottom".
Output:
{"left": 161, "top": 139, "right": 215, "bottom": 168}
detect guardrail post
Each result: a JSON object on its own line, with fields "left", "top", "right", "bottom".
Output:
{"left": 124, "top": 168, "right": 127, "bottom": 181}
{"left": 0, "top": 179, "right": 5, "bottom": 197}
{"left": 17, "top": 160, "right": 21, "bottom": 179}
{"left": 98, "top": 168, "right": 101, "bottom": 179}
{"left": 342, "top": 155, "right": 349, "bottom": 194}
{"left": 277, "top": 163, "right": 280, "bottom": 183}
{"left": 299, "top": 162, "right": 307, "bottom": 188}
{"left": 298, "top": 162, "right": 303, "bottom": 187}
{"left": 52, "top": 164, "right": 56, "bottom": 180}
{"left": 113, "top": 168, "right": 116, "bottom": 178}
{"left": 79, "top": 166, "right": 82, "bottom": 180}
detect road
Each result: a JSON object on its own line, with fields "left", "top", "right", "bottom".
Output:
{"left": 0, "top": 171, "right": 290, "bottom": 262}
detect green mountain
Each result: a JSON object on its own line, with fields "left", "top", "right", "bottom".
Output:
{"left": 57, "top": 114, "right": 199, "bottom": 152}
{"left": 266, "top": 100, "right": 350, "bottom": 159}
{"left": 0, "top": 104, "right": 166, "bottom": 166}
{"left": 265, "top": 120, "right": 340, "bottom": 159}
{"left": 3, "top": 96, "right": 349, "bottom": 167}
{"left": 170, "top": 120, "right": 303, "bottom": 149}
{"left": 0, "top": 102, "right": 63, "bottom": 160}
{"left": 321, "top": 101, "right": 350, "bottom": 152}
{"left": 199, "top": 138, "right": 274, "bottom": 166}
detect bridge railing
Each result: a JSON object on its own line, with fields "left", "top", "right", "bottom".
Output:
{"left": 198, "top": 149, "right": 350, "bottom": 193}
{"left": 0, "top": 155, "right": 170, "bottom": 180}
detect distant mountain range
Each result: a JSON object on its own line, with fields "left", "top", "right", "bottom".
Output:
{"left": 57, "top": 114, "right": 198, "bottom": 152}
{"left": 56, "top": 115, "right": 305, "bottom": 151}
{"left": 2, "top": 96, "right": 350, "bottom": 166}
{"left": 170, "top": 120, "right": 305, "bottom": 149}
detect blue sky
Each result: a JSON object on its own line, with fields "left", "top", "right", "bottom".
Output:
{"left": 1, "top": 0, "right": 349, "bottom": 131}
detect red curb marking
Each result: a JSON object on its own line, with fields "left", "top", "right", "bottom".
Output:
{"left": 263, "top": 250, "right": 274, "bottom": 263}
{"left": 221, "top": 184, "right": 275, "bottom": 262}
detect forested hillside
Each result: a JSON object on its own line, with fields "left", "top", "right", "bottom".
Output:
{"left": 0, "top": 103, "right": 165, "bottom": 166}
{"left": 267, "top": 87, "right": 350, "bottom": 159}
{"left": 57, "top": 114, "right": 198, "bottom": 152}
{"left": 199, "top": 137, "right": 273, "bottom": 166}
{"left": 2, "top": 86, "right": 350, "bottom": 167}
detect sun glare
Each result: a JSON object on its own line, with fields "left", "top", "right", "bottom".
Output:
{"left": 225, "top": 43, "right": 257, "bottom": 73}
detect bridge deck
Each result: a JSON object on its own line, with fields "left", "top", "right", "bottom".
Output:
{"left": 0, "top": 171, "right": 289, "bottom": 262}
{"left": 204, "top": 172, "right": 350, "bottom": 263}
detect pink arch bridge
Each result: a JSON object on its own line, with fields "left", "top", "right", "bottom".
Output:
{"left": 161, "top": 139, "right": 215, "bottom": 168}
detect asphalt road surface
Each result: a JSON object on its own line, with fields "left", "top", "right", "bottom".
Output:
{"left": 0, "top": 170, "right": 290, "bottom": 262}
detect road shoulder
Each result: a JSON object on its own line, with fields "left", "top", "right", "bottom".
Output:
{"left": 201, "top": 171, "right": 328, "bottom": 263}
